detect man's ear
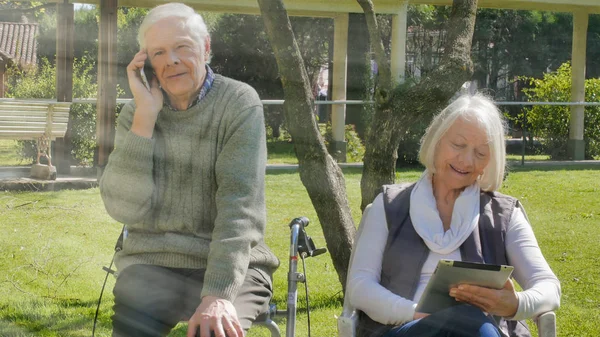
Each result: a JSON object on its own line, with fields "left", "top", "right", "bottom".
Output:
{"left": 204, "top": 36, "right": 211, "bottom": 58}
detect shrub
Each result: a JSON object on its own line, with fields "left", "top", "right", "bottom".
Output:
{"left": 266, "top": 122, "right": 365, "bottom": 163}
{"left": 521, "top": 62, "right": 600, "bottom": 159}
{"left": 323, "top": 123, "right": 365, "bottom": 163}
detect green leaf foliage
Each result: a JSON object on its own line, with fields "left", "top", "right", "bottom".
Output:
{"left": 0, "top": 1, "right": 46, "bottom": 22}
{"left": 210, "top": 14, "right": 332, "bottom": 138}
{"left": 521, "top": 62, "right": 600, "bottom": 159}
{"left": 323, "top": 123, "right": 365, "bottom": 163}
{"left": 266, "top": 123, "right": 365, "bottom": 163}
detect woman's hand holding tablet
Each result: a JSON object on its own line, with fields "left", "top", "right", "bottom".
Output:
{"left": 415, "top": 260, "right": 515, "bottom": 314}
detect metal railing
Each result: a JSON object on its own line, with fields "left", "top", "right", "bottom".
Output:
{"left": 2, "top": 98, "right": 597, "bottom": 166}
{"left": 494, "top": 101, "right": 599, "bottom": 165}
{"left": 2, "top": 97, "right": 598, "bottom": 107}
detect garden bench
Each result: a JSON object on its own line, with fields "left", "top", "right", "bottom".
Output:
{"left": 0, "top": 100, "right": 70, "bottom": 172}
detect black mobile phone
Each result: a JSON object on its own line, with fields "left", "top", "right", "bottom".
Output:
{"left": 140, "top": 58, "right": 155, "bottom": 90}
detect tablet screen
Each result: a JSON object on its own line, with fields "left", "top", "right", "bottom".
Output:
{"left": 415, "top": 259, "right": 514, "bottom": 314}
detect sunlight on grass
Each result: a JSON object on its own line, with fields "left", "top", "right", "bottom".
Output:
{"left": 266, "top": 139, "right": 366, "bottom": 164}
{"left": 506, "top": 154, "right": 551, "bottom": 161}
{"left": 1, "top": 167, "right": 599, "bottom": 336}
{"left": 0, "top": 140, "right": 26, "bottom": 166}
{"left": 266, "top": 140, "right": 298, "bottom": 164}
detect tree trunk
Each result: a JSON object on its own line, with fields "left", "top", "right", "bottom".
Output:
{"left": 356, "top": 0, "right": 392, "bottom": 101}
{"left": 359, "top": 0, "right": 479, "bottom": 210}
{"left": 257, "top": 0, "right": 356, "bottom": 289}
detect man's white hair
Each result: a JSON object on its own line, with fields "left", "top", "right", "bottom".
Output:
{"left": 138, "top": 3, "right": 210, "bottom": 60}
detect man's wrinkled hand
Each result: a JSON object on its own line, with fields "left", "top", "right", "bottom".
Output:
{"left": 186, "top": 296, "right": 244, "bottom": 337}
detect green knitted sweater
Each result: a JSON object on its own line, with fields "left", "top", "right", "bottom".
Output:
{"left": 100, "top": 75, "right": 279, "bottom": 301}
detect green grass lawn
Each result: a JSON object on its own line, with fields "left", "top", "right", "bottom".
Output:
{"left": 0, "top": 137, "right": 581, "bottom": 167}
{"left": 506, "top": 154, "right": 551, "bottom": 162}
{"left": 0, "top": 139, "right": 308, "bottom": 166}
{"left": 1, "top": 167, "right": 599, "bottom": 336}
{"left": 0, "top": 140, "right": 26, "bottom": 166}
{"left": 269, "top": 141, "right": 556, "bottom": 165}
{"left": 266, "top": 140, "right": 298, "bottom": 165}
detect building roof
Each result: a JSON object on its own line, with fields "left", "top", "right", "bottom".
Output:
{"left": 43, "top": 0, "right": 600, "bottom": 15}
{"left": 0, "top": 22, "right": 38, "bottom": 67}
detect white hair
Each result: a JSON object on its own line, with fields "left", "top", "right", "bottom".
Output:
{"left": 418, "top": 93, "right": 507, "bottom": 192}
{"left": 138, "top": 3, "right": 210, "bottom": 59}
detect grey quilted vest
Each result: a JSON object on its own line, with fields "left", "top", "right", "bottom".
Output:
{"left": 357, "top": 183, "right": 531, "bottom": 337}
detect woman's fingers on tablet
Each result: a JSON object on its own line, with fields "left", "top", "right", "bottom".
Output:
{"left": 450, "top": 281, "right": 518, "bottom": 317}
{"left": 450, "top": 285, "right": 494, "bottom": 310}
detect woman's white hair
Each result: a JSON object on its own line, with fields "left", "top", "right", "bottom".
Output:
{"left": 418, "top": 93, "right": 507, "bottom": 192}
{"left": 138, "top": 3, "right": 210, "bottom": 59}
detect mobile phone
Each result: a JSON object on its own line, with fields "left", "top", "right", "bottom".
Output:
{"left": 140, "top": 57, "right": 155, "bottom": 90}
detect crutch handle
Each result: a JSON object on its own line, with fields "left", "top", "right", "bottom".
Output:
{"left": 289, "top": 216, "right": 309, "bottom": 228}
{"left": 310, "top": 248, "right": 328, "bottom": 258}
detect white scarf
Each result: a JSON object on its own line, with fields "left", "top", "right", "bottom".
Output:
{"left": 409, "top": 170, "right": 480, "bottom": 255}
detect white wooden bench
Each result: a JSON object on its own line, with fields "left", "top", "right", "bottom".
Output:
{"left": 0, "top": 100, "right": 71, "bottom": 167}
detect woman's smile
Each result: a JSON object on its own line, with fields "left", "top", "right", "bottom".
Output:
{"left": 449, "top": 164, "right": 470, "bottom": 175}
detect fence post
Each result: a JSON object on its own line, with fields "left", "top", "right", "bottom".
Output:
{"left": 521, "top": 108, "right": 526, "bottom": 166}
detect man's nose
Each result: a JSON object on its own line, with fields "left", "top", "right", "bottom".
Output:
{"left": 166, "top": 50, "right": 180, "bottom": 65}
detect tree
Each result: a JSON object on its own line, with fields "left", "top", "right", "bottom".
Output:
{"left": 115, "top": 7, "right": 150, "bottom": 98}
{"left": 470, "top": 10, "right": 573, "bottom": 100}
{"left": 0, "top": 1, "right": 49, "bottom": 22}
{"left": 258, "top": 0, "right": 478, "bottom": 287}
{"left": 587, "top": 14, "right": 600, "bottom": 79}
{"left": 210, "top": 14, "right": 332, "bottom": 138}
{"left": 257, "top": 0, "right": 357, "bottom": 288}
{"left": 36, "top": 6, "right": 99, "bottom": 71}
{"left": 358, "top": 0, "right": 477, "bottom": 210}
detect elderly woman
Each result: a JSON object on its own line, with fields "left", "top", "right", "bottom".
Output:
{"left": 99, "top": 3, "right": 279, "bottom": 337}
{"left": 347, "top": 94, "right": 561, "bottom": 337}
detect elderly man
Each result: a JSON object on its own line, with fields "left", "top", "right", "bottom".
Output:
{"left": 99, "top": 3, "right": 279, "bottom": 337}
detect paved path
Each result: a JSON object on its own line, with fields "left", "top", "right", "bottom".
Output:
{"left": 0, "top": 176, "right": 98, "bottom": 191}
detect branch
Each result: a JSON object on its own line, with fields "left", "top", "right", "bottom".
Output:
{"left": 256, "top": 0, "right": 319, "bottom": 145}
{"left": 54, "top": 259, "right": 88, "bottom": 296}
{"left": 389, "top": 0, "right": 478, "bottom": 115}
{"left": 258, "top": 0, "right": 356, "bottom": 288}
{"left": 8, "top": 278, "right": 36, "bottom": 296}
{"left": 356, "top": 0, "right": 392, "bottom": 101}
{"left": 1, "top": 3, "right": 55, "bottom": 15}
{"left": 440, "top": 0, "right": 478, "bottom": 68}
{"left": 14, "top": 201, "right": 38, "bottom": 208}
{"left": 39, "top": 205, "right": 83, "bottom": 212}
{"left": 359, "top": 0, "right": 479, "bottom": 210}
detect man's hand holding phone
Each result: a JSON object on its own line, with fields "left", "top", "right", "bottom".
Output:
{"left": 140, "top": 58, "right": 154, "bottom": 91}
{"left": 126, "top": 50, "right": 163, "bottom": 138}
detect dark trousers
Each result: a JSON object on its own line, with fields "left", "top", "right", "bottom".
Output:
{"left": 111, "top": 264, "right": 272, "bottom": 337}
{"left": 383, "top": 305, "right": 502, "bottom": 337}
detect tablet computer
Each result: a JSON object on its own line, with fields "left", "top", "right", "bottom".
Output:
{"left": 415, "top": 259, "right": 514, "bottom": 314}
